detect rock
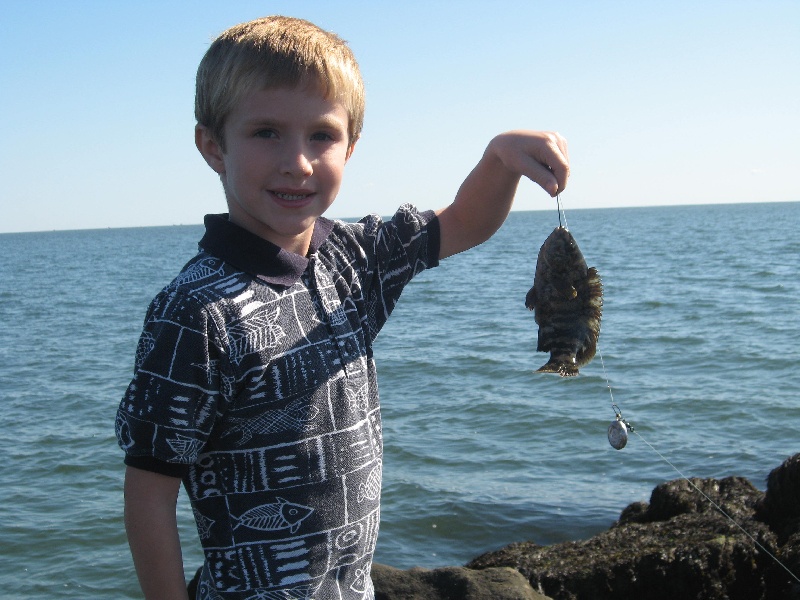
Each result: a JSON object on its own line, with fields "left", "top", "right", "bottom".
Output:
{"left": 371, "top": 563, "right": 551, "bottom": 600}
{"left": 757, "top": 454, "right": 800, "bottom": 544}
{"left": 758, "top": 455, "right": 800, "bottom": 599}
{"left": 466, "top": 462, "right": 800, "bottom": 600}
{"left": 468, "top": 513, "right": 775, "bottom": 600}
{"left": 618, "top": 476, "right": 762, "bottom": 525}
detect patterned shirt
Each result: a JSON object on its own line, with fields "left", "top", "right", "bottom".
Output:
{"left": 116, "top": 206, "right": 439, "bottom": 599}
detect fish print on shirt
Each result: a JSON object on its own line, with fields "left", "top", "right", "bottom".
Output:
{"left": 357, "top": 461, "right": 382, "bottom": 503}
{"left": 167, "top": 433, "right": 204, "bottom": 461}
{"left": 233, "top": 498, "right": 314, "bottom": 534}
{"left": 193, "top": 509, "right": 215, "bottom": 541}
{"left": 172, "top": 257, "right": 223, "bottom": 287}
{"left": 134, "top": 330, "right": 156, "bottom": 368}
{"left": 222, "top": 397, "right": 320, "bottom": 446}
{"left": 227, "top": 306, "right": 287, "bottom": 364}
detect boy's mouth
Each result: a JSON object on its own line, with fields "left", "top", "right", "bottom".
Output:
{"left": 272, "top": 190, "right": 314, "bottom": 207}
{"left": 274, "top": 192, "right": 310, "bottom": 201}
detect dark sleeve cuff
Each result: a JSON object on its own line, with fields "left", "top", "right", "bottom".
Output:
{"left": 124, "top": 455, "right": 191, "bottom": 479}
{"left": 422, "top": 210, "right": 441, "bottom": 268}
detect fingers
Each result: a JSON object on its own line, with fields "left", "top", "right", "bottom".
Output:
{"left": 493, "top": 131, "right": 570, "bottom": 198}
{"left": 552, "top": 132, "right": 570, "bottom": 191}
{"left": 536, "top": 131, "right": 570, "bottom": 197}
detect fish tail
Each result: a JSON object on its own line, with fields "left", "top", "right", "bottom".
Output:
{"left": 536, "top": 358, "right": 579, "bottom": 377}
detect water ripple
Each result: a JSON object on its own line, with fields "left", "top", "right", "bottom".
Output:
{"left": 0, "top": 204, "right": 798, "bottom": 592}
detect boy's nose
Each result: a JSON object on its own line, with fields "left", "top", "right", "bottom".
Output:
{"left": 280, "top": 144, "right": 314, "bottom": 178}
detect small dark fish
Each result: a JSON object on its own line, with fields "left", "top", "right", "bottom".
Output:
{"left": 525, "top": 226, "right": 603, "bottom": 376}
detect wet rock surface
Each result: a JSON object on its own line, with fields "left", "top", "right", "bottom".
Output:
{"left": 373, "top": 454, "right": 800, "bottom": 600}
{"left": 371, "top": 564, "right": 549, "bottom": 600}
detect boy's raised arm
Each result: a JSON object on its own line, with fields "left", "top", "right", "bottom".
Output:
{"left": 124, "top": 466, "right": 190, "bottom": 600}
{"left": 436, "top": 130, "right": 569, "bottom": 260}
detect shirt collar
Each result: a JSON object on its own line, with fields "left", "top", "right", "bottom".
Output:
{"left": 198, "top": 213, "right": 335, "bottom": 287}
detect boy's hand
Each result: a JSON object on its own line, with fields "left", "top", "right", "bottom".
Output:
{"left": 487, "top": 130, "right": 569, "bottom": 197}
{"left": 436, "top": 130, "right": 570, "bottom": 260}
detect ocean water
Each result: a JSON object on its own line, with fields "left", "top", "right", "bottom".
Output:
{"left": 0, "top": 202, "right": 797, "bottom": 597}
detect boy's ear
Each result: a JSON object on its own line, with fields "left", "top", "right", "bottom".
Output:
{"left": 345, "top": 136, "right": 359, "bottom": 161}
{"left": 195, "top": 124, "right": 226, "bottom": 174}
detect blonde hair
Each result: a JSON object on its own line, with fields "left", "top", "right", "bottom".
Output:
{"left": 195, "top": 16, "right": 365, "bottom": 150}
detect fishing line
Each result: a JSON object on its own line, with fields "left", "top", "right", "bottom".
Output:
{"left": 597, "top": 347, "right": 800, "bottom": 584}
{"left": 556, "top": 194, "right": 569, "bottom": 230}
{"left": 633, "top": 431, "right": 800, "bottom": 584}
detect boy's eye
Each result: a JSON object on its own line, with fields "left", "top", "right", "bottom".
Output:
{"left": 311, "top": 132, "right": 334, "bottom": 142}
{"left": 255, "top": 129, "right": 277, "bottom": 139}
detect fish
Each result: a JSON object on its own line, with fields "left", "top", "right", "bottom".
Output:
{"left": 525, "top": 226, "right": 603, "bottom": 376}
{"left": 233, "top": 498, "right": 314, "bottom": 534}
{"left": 222, "top": 397, "right": 320, "bottom": 445}
{"left": 356, "top": 462, "right": 382, "bottom": 503}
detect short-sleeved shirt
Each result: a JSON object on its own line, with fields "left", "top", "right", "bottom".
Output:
{"left": 116, "top": 206, "right": 439, "bottom": 600}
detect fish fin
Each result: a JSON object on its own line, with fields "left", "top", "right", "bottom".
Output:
{"left": 587, "top": 268, "right": 603, "bottom": 296}
{"left": 536, "top": 326, "right": 553, "bottom": 352}
{"left": 525, "top": 286, "right": 536, "bottom": 310}
{"left": 575, "top": 344, "right": 597, "bottom": 367}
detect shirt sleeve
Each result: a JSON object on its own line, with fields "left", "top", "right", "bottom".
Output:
{"left": 358, "top": 203, "right": 440, "bottom": 339}
{"left": 115, "top": 289, "right": 227, "bottom": 477}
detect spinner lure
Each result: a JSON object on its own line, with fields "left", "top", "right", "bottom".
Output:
{"left": 608, "top": 404, "right": 634, "bottom": 450}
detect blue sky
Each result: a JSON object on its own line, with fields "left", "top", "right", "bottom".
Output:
{"left": 1, "top": 0, "right": 798, "bottom": 233}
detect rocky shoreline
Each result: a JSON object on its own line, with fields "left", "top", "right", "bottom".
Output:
{"left": 372, "top": 453, "right": 800, "bottom": 600}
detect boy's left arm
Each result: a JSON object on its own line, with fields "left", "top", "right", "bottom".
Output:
{"left": 436, "top": 130, "right": 569, "bottom": 260}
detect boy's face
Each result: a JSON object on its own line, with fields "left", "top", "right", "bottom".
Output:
{"left": 196, "top": 81, "right": 356, "bottom": 255}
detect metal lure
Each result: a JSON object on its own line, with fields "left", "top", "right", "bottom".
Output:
{"left": 608, "top": 418, "right": 628, "bottom": 450}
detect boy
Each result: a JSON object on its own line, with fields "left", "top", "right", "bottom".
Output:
{"left": 116, "top": 15, "right": 569, "bottom": 600}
